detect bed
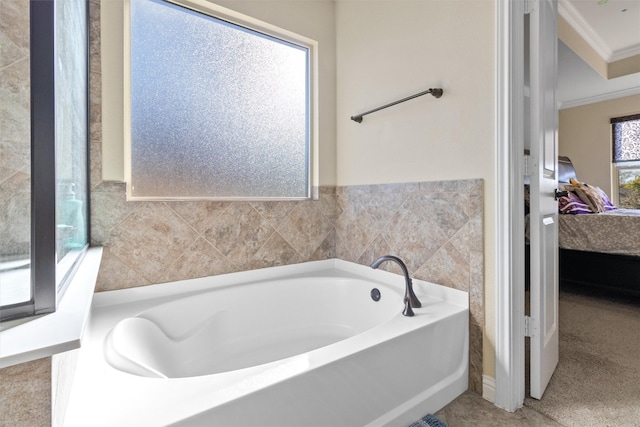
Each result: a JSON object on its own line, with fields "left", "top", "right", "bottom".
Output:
{"left": 554, "top": 156, "right": 640, "bottom": 296}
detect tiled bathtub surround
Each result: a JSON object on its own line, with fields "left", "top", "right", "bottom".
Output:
{"left": 90, "top": 182, "right": 484, "bottom": 392}
{"left": 336, "top": 181, "right": 484, "bottom": 393}
{"left": 91, "top": 184, "right": 338, "bottom": 290}
{"left": 0, "top": 357, "right": 51, "bottom": 426}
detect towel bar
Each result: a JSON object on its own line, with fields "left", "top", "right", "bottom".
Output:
{"left": 350, "top": 88, "right": 443, "bottom": 123}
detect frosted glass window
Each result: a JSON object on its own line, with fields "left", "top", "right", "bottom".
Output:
{"left": 128, "top": 0, "right": 311, "bottom": 200}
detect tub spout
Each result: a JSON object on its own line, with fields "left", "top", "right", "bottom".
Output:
{"left": 370, "top": 255, "right": 421, "bottom": 317}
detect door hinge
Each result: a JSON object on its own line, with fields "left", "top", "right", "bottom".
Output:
{"left": 524, "top": 154, "right": 532, "bottom": 177}
{"left": 524, "top": 154, "right": 538, "bottom": 177}
{"left": 524, "top": 315, "right": 534, "bottom": 337}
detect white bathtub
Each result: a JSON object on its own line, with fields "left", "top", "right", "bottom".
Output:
{"left": 63, "top": 259, "right": 468, "bottom": 426}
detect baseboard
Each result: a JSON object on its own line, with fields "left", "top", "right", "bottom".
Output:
{"left": 482, "top": 375, "right": 496, "bottom": 403}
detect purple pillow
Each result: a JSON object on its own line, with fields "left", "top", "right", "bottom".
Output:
{"left": 558, "top": 191, "right": 592, "bottom": 214}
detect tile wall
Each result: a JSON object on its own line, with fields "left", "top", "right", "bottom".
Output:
{"left": 335, "top": 181, "right": 484, "bottom": 392}
{"left": 0, "top": 357, "right": 51, "bottom": 426}
{"left": 0, "top": 0, "right": 30, "bottom": 258}
{"left": 91, "top": 184, "right": 338, "bottom": 289}
{"left": 0, "top": 2, "right": 49, "bottom": 424}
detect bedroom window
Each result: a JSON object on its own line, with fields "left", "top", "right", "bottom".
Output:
{"left": 126, "top": 0, "right": 317, "bottom": 201}
{"left": 612, "top": 114, "right": 640, "bottom": 209}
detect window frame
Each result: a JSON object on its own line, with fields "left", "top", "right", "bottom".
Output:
{"left": 123, "top": 0, "right": 319, "bottom": 201}
{"left": 611, "top": 113, "right": 640, "bottom": 207}
{"left": 0, "top": 0, "right": 90, "bottom": 323}
{"left": 613, "top": 161, "right": 640, "bottom": 208}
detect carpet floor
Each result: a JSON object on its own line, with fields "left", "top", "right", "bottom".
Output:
{"left": 524, "top": 289, "right": 640, "bottom": 427}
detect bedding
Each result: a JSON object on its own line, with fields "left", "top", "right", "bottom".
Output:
{"left": 556, "top": 175, "right": 640, "bottom": 256}
{"left": 558, "top": 209, "right": 640, "bottom": 257}
{"left": 525, "top": 155, "right": 640, "bottom": 295}
{"left": 559, "top": 179, "right": 617, "bottom": 214}
{"left": 558, "top": 191, "right": 593, "bottom": 215}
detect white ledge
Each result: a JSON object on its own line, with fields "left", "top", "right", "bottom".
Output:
{"left": 0, "top": 247, "right": 103, "bottom": 369}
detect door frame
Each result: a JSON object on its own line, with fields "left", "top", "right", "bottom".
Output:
{"left": 494, "top": 0, "right": 527, "bottom": 412}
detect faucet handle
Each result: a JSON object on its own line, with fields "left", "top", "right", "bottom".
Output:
{"left": 402, "top": 297, "right": 415, "bottom": 317}
{"left": 406, "top": 278, "right": 422, "bottom": 308}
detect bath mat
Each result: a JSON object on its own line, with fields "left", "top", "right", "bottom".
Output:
{"left": 409, "top": 413, "right": 448, "bottom": 427}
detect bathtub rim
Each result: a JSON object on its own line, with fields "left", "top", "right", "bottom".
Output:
{"left": 91, "top": 258, "right": 468, "bottom": 312}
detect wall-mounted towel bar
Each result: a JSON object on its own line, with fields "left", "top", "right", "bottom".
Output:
{"left": 350, "top": 88, "right": 443, "bottom": 123}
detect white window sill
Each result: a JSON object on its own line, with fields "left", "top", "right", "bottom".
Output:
{"left": 0, "top": 247, "right": 103, "bottom": 369}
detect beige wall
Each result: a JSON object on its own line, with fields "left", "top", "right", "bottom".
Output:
{"left": 608, "top": 54, "right": 640, "bottom": 80}
{"left": 335, "top": 0, "right": 496, "bottom": 379}
{"left": 559, "top": 94, "right": 640, "bottom": 196}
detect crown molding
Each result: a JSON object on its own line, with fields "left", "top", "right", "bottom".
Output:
{"left": 558, "top": 0, "right": 612, "bottom": 62}
{"left": 559, "top": 86, "right": 640, "bottom": 110}
{"left": 610, "top": 44, "right": 640, "bottom": 62}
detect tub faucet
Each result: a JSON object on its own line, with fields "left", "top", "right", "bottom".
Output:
{"left": 370, "top": 255, "right": 421, "bottom": 317}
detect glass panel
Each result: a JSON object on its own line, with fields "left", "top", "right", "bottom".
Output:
{"left": 129, "top": 0, "right": 310, "bottom": 199}
{"left": 618, "top": 164, "right": 640, "bottom": 209}
{"left": 55, "top": 0, "right": 88, "bottom": 287}
{"left": 0, "top": 0, "right": 32, "bottom": 306}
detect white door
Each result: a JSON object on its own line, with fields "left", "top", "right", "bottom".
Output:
{"left": 528, "top": 0, "right": 559, "bottom": 400}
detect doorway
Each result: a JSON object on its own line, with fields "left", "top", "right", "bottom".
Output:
{"left": 494, "top": 0, "right": 560, "bottom": 411}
